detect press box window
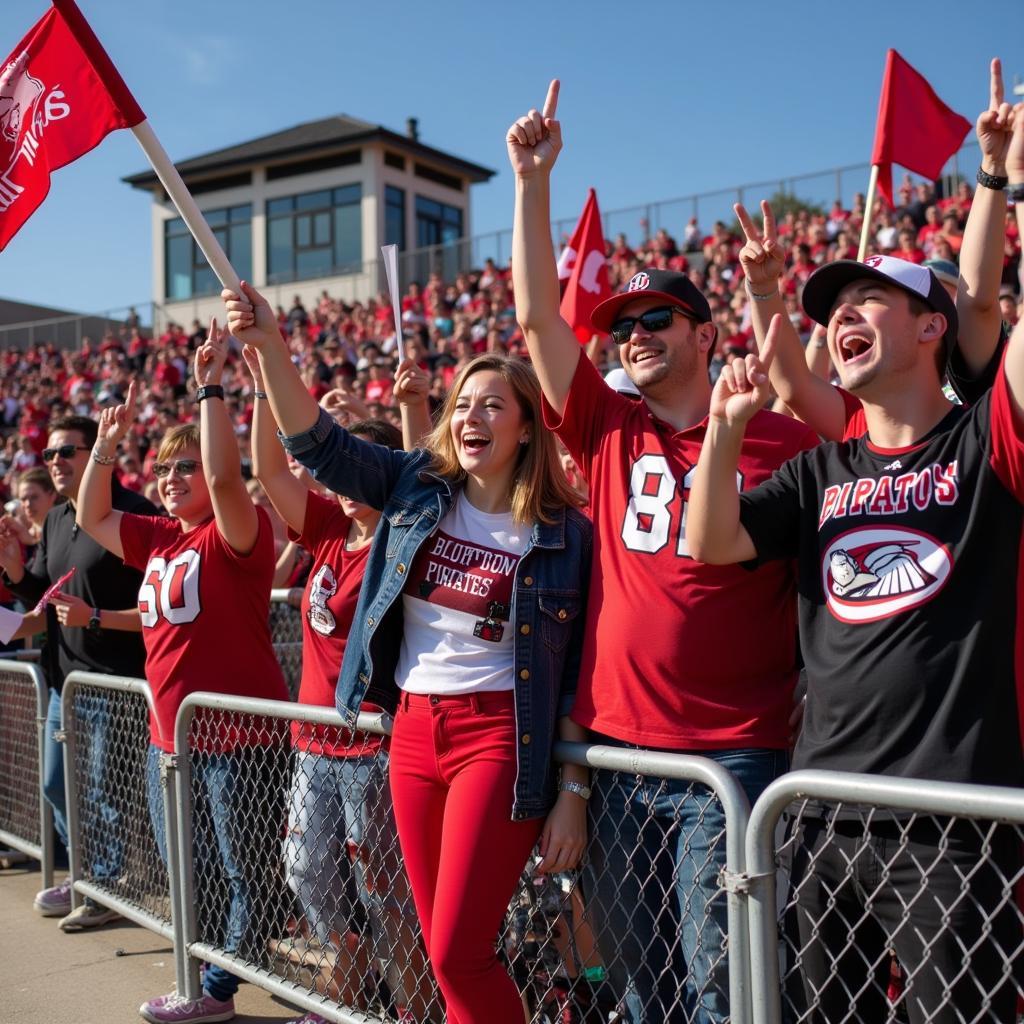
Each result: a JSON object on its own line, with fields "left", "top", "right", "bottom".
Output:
{"left": 267, "top": 184, "right": 363, "bottom": 284}
{"left": 165, "top": 204, "right": 252, "bottom": 301}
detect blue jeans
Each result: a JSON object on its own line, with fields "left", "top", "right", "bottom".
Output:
{"left": 585, "top": 746, "right": 789, "bottom": 1024}
{"left": 146, "top": 745, "right": 254, "bottom": 1002}
{"left": 283, "top": 750, "right": 410, "bottom": 949}
{"left": 43, "top": 688, "right": 69, "bottom": 850}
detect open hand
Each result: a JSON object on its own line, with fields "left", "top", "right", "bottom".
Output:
{"left": 735, "top": 201, "right": 785, "bottom": 293}
{"left": 506, "top": 79, "right": 563, "bottom": 177}
{"left": 710, "top": 315, "right": 779, "bottom": 426}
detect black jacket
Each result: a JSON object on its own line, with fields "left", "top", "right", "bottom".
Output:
{"left": 5, "top": 479, "right": 156, "bottom": 689}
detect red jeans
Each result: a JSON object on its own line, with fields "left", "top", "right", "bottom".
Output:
{"left": 388, "top": 690, "right": 542, "bottom": 1024}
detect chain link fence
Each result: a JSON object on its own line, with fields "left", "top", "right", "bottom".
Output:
{"left": 61, "top": 672, "right": 182, "bottom": 941}
{"left": 745, "top": 769, "right": 1024, "bottom": 1024}
{"left": 269, "top": 589, "right": 303, "bottom": 700}
{"left": 172, "top": 692, "right": 753, "bottom": 1023}
{"left": 0, "top": 660, "right": 53, "bottom": 885}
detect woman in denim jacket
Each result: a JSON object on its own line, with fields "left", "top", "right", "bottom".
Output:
{"left": 224, "top": 282, "right": 592, "bottom": 1024}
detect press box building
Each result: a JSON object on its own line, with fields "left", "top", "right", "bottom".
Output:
{"left": 124, "top": 115, "right": 495, "bottom": 328}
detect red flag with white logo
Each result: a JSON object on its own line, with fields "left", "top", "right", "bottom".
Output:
{"left": 869, "top": 49, "right": 970, "bottom": 208}
{"left": 0, "top": 0, "right": 144, "bottom": 251}
{"left": 557, "top": 188, "right": 611, "bottom": 344}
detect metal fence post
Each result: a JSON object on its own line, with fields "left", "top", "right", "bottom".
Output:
{"left": 172, "top": 704, "right": 203, "bottom": 1001}
{"left": 60, "top": 682, "right": 84, "bottom": 912}
{"left": 159, "top": 751, "right": 197, "bottom": 1000}
{"left": 35, "top": 685, "right": 54, "bottom": 891}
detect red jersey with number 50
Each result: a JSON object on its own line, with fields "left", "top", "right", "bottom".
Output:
{"left": 543, "top": 354, "right": 818, "bottom": 750}
{"left": 120, "top": 507, "right": 288, "bottom": 750}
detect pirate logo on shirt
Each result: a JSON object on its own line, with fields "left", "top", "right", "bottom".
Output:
{"left": 307, "top": 564, "right": 338, "bottom": 636}
{"left": 822, "top": 527, "right": 952, "bottom": 624}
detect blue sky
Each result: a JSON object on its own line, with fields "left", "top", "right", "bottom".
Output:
{"left": 1, "top": 0, "right": 1018, "bottom": 315}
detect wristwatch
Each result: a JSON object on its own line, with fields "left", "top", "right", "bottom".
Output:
{"left": 87, "top": 608, "right": 101, "bottom": 633}
{"left": 195, "top": 385, "right": 225, "bottom": 403}
{"left": 559, "top": 780, "right": 592, "bottom": 800}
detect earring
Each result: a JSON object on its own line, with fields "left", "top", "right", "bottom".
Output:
{"left": 519, "top": 436, "right": 530, "bottom": 445}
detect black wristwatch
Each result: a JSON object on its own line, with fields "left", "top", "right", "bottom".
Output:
{"left": 87, "top": 608, "right": 101, "bottom": 633}
{"left": 977, "top": 166, "right": 1009, "bottom": 191}
{"left": 195, "top": 385, "right": 225, "bottom": 403}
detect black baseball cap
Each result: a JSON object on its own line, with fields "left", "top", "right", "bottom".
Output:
{"left": 590, "top": 269, "right": 712, "bottom": 333}
{"left": 802, "top": 255, "right": 959, "bottom": 357}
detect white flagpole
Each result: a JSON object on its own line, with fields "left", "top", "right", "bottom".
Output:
{"left": 130, "top": 121, "right": 242, "bottom": 295}
{"left": 857, "top": 164, "right": 880, "bottom": 262}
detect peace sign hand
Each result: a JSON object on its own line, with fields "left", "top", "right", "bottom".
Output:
{"left": 506, "top": 79, "right": 563, "bottom": 178}
{"left": 734, "top": 200, "right": 785, "bottom": 293}
{"left": 710, "top": 315, "right": 779, "bottom": 428}
{"left": 977, "top": 58, "right": 1016, "bottom": 176}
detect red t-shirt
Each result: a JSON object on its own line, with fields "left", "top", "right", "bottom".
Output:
{"left": 543, "top": 355, "right": 818, "bottom": 750}
{"left": 120, "top": 507, "right": 288, "bottom": 751}
{"left": 290, "top": 492, "right": 381, "bottom": 757}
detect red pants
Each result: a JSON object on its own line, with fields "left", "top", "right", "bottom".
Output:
{"left": 388, "top": 690, "right": 542, "bottom": 1024}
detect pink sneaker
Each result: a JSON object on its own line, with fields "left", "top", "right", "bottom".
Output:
{"left": 33, "top": 878, "right": 72, "bottom": 917}
{"left": 285, "top": 1014, "right": 331, "bottom": 1024}
{"left": 138, "top": 991, "right": 235, "bottom": 1023}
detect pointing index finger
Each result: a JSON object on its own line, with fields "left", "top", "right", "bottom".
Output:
{"left": 542, "top": 79, "right": 560, "bottom": 120}
{"left": 991, "top": 57, "right": 1004, "bottom": 109}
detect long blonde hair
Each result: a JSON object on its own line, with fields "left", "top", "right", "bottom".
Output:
{"left": 427, "top": 354, "right": 584, "bottom": 525}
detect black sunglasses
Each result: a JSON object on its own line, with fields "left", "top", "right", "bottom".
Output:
{"left": 152, "top": 459, "right": 201, "bottom": 479}
{"left": 42, "top": 444, "right": 90, "bottom": 462}
{"left": 609, "top": 305, "right": 692, "bottom": 344}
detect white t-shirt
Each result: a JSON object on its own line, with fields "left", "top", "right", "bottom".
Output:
{"left": 396, "top": 493, "right": 531, "bottom": 694}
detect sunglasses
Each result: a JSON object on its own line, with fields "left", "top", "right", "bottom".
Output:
{"left": 609, "top": 305, "right": 692, "bottom": 344}
{"left": 42, "top": 444, "right": 90, "bottom": 462}
{"left": 152, "top": 459, "right": 201, "bottom": 479}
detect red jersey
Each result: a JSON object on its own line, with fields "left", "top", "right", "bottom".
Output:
{"left": 543, "top": 355, "right": 818, "bottom": 750}
{"left": 291, "top": 492, "right": 381, "bottom": 757}
{"left": 120, "top": 507, "right": 288, "bottom": 751}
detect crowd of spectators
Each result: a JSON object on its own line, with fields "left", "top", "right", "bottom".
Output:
{"left": 0, "top": 174, "right": 1020, "bottom": 531}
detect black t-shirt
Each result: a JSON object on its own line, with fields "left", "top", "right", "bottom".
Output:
{"left": 739, "top": 365, "right": 1024, "bottom": 787}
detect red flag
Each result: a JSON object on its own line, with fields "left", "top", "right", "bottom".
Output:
{"left": 0, "top": 0, "right": 144, "bottom": 250}
{"left": 870, "top": 49, "right": 971, "bottom": 208}
{"left": 557, "top": 188, "right": 611, "bottom": 344}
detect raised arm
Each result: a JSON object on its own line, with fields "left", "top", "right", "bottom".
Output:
{"left": 242, "top": 345, "right": 308, "bottom": 536}
{"left": 224, "top": 283, "right": 413, "bottom": 507}
{"left": 1002, "top": 105, "right": 1024, "bottom": 418}
{"left": 687, "top": 318, "right": 783, "bottom": 564}
{"left": 509, "top": 79, "right": 582, "bottom": 416}
{"left": 393, "top": 357, "right": 433, "bottom": 449}
{"left": 956, "top": 59, "right": 1018, "bottom": 373}
{"left": 76, "top": 380, "right": 137, "bottom": 558}
{"left": 196, "top": 320, "right": 258, "bottom": 555}
{"left": 223, "top": 281, "right": 320, "bottom": 437}
{"left": 736, "top": 201, "right": 845, "bottom": 440}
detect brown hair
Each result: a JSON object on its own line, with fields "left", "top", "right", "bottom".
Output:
{"left": 48, "top": 414, "right": 98, "bottom": 448}
{"left": 155, "top": 423, "right": 201, "bottom": 463}
{"left": 427, "top": 354, "right": 584, "bottom": 525}
{"left": 18, "top": 466, "right": 57, "bottom": 494}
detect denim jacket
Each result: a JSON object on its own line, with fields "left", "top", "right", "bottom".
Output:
{"left": 282, "top": 408, "right": 593, "bottom": 820}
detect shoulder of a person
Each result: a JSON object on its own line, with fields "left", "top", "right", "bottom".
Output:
{"left": 113, "top": 481, "right": 158, "bottom": 515}
{"left": 563, "top": 505, "right": 594, "bottom": 542}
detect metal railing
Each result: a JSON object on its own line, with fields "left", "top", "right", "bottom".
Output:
{"left": 0, "top": 660, "right": 52, "bottom": 885}
{"left": 0, "top": 301, "right": 162, "bottom": 352}
{"left": 171, "top": 691, "right": 755, "bottom": 1023}
{"left": 745, "top": 769, "right": 1024, "bottom": 1024}
{"left": 60, "top": 672, "right": 187, "bottom": 983}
